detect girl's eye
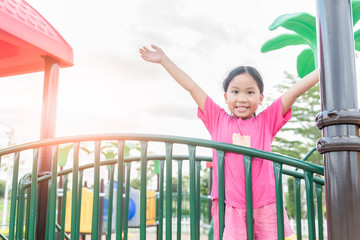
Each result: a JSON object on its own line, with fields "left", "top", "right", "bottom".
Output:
{"left": 232, "top": 90, "right": 239, "bottom": 94}
{"left": 248, "top": 91, "right": 254, "bottom": 95}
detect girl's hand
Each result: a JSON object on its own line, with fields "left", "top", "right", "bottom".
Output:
{"left": 139, "top": 45, "right": 166, "bottom": 64}
{"left": 139, "top": 44, "right": 207, "bottom": 111}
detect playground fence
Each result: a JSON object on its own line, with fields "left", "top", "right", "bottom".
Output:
{"left": 0, "top": 133, "right": 325, "bottom": 240}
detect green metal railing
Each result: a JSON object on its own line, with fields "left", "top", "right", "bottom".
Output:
{"left": 0, "top": 133, "right": 324, "bottom": 240}
{"left": 155, "top": 193, "right": 212, "bottom": 228}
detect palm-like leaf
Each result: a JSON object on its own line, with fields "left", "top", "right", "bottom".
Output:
{"left": 355, "top": 29, "right": 360, "bottom": 51}
{"left": 102, "top": 149, "right": 117, "bottom": 160}
{"left": 352, "top": 0, "right": 360, "bottom": 26}
{"left": 297, "top": 49, "right": 315, "bottom": 78}
{"left": 262, "top": 1, "right": 360, "bottom": 78}
{"left": 261, "top": 34, "right": 310, "bottom": 52}
{"left": 262, "top": 12, "right": 318, "bottom": 76}
{"left": 58, "top": 143, "right": 91, "bottom": 167}
{"left": 269, "top": 12, "right": 317, "bottom": 51}
{"left": 58, "top": 144, "right": 73, "bottom": 167}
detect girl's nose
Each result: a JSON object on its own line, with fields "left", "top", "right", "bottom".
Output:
{"left": 237, "top": 94, "right": 247, "bottom": 102}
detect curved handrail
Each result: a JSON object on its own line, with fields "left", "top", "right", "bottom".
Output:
{"left": 301, "top": 146, "right": 317, "bottom": 162}
{"left": 18, "top": 155, "right": 324, "bottom": 189}
{"left": 0, "top": 133, "right": 324, "bottom": 175}
{"left": 20, "top": 155, "right": 213, "bottom": 188}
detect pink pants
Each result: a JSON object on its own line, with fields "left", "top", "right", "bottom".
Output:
{"left": 212, "top": 200, "right": 293, "bottom": 240}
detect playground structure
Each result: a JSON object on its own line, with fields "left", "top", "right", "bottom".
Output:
{"left": 0, "top": 0, "right": 360, "bottom": 239}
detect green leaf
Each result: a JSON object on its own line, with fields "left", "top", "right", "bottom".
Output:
{"left": 297, "top": 48, "right": 315, "bottom": 78}
{"left": 355, "top": 29, "right": 360, "bottom": 51}
{"left": 269, "top": 12, "right": 317, "bottom": 47}
{"left": 102, "top": 149, "right": 117, "bottom": 160}
{"left": 58, "top": 144, "right": 73, "bottom": 167}
{"left": 261, "top": 34, "right": 310, "bottom": 52}
{"left": 352, "top": 0, "right": 360, "bottom": 26}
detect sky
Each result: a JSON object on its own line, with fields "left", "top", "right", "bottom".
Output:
{"left": 0, "top": 0, "right": 358, "bottom": 149}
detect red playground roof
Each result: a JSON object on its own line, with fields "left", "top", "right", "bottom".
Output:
{"left": 0, "top": 0, "right": 73, "bottom": 77}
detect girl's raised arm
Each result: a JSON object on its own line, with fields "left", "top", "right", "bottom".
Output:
{"left": 281, "top": 69, "right": 319, "bottom": 115}
{"left": 139, "top": 45, "right": 207, "bottom": 111}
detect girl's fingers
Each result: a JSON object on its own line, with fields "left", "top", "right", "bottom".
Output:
{"left": 143, "top": 46, "right": 151, "bottom": 53}
{"left": 139, "top": 48, "right": 148, "bottom": 56}
{"left": 151, "top": 44, "right": 159, "bottom": 50}
{"left": 140, "top": 45, "right": 161, "bottom": 62}
{"left": 139, "top": 49, "right": 152, "bottom": 60}
{"left": 139, "top": 50, "right": 146, "bottom": 57}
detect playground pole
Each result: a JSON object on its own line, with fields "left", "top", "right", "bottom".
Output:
{"left": 316, "top": 0, "right": 360, "bottom": 239}
{"left": 36, "top": 56, "right": 60, "bottom": 240}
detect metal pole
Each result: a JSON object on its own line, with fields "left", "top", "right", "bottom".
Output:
{"left": 315, "top": 0, "right": 360, "bottom": 239}
{"left": 36, "top": 56, "right": 60, "bottom": 240}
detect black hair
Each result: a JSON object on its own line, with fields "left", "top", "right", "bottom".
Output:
{"left": 222, "top": 66, "right": 264, "bottom": 94}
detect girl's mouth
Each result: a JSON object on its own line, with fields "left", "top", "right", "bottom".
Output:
{"left": 236, "top": 106, "right": 248, "bottom": 112}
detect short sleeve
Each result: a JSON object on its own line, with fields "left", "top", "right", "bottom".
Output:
{"left": 261, "top": 97, "right": 292, "bottom": 136}
{"left": 197, "top": 96, "right": 223, "bottom": 134}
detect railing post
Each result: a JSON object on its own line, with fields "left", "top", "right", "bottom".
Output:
{"left": 195, "top": 160, "right": 201, "bottom": 240}
{"left": 106, "top": 165, "right": 115, "bottom": 240}
{"left": 16, "top": 175, "right": 29, "bottom": 240}
{"left": 188, "top": 145, "right": 197, "bottom": 240}
{"left": 273, "top": 162, "right": 284, "bottom": 240}
{"left": 116, "top": 141, "right": 125, "bottom": 240}
{"left": 70, "top": 142, "right": 80, "bottom": 240}
{"left": 304, "top": 171, "right": 316, "bottom": 240}
{"left": 176, "top": 160, "right": 183, "bottom": 240}
{"left": 76, "top": 171, "right": 84, "bottom": 239}
{"left": 315, "top": 183, "right": 324, "bottom": 240}
{"left": 99, "top": 179, "right": 105, "bottom": 239}
{"left": 8, "top": 152, "right": 20, "bottom": 240}
{"left": 243, "top": 155, "right": 254, "bottom": 240}
{"left": 91, "top": 141, "right": 101, "bottom": 240}
{"left": 123, "top": 162, "right": 131, "bottom": 240}
{"left": 60, "top": 175, "right": 68, "bottom": 240}
{"left": 28, "top": 149, "right": 39, "bottom": 240}
{"left": 45, "top": 180, "right": 51, "bottom": 240}
{"left": 293, "top": 178, "right": 302, "bottom": 240}
{"left": 25, "top": 184, "right": 31, "bottom": 239}
{"left": 216, "top": 150, "right": 225, "bottom": 240}
{"left": 158, "top": 160, "right": 165, "bottom": 240}
{"left": 47, "top": 146, "right": 59, "bottom": 240}
{"left": 165, "top": 143, "right": 173, "bottom": 240}
{"left": 315, "top": 0, "right": 360, "bottom": 238}
{"left": 139, "top": 141, "right": 148, "bottom": 240}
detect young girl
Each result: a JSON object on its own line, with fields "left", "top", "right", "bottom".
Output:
{"left": 139, "top": 44, "right": 319, "bottom": 239}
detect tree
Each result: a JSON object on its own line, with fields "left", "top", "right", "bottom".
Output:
{"left": 0, "top": 180, "right": 5, "bottom": 198}
{"left": 130, "top": 160, "right": 157, "bottom": 190}
{"left": 200, "top": 166, "right": 210, "bottom": 195}
{"left": 270, "top": 72, "right": 322, "bottom": 165}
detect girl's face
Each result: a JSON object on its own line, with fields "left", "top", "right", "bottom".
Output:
{"left": 224, "top": 73, "right": 264, "bottom": 119}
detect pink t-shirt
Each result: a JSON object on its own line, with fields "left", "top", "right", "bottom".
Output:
{"left": 197, "top": 96, "right": 291, "bottom": 209}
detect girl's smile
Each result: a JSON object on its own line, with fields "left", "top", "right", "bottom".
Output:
{"left": 224, "top": 73, "right": 264, "bottom": 119}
